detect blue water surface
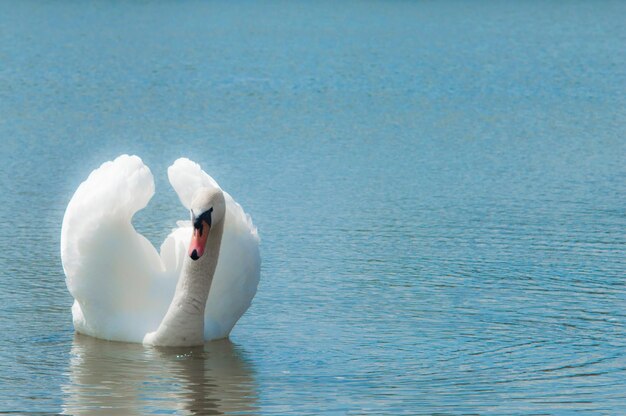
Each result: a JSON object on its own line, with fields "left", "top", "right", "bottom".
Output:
{"left": 0, "top": 1, "right": 625, "bottom": 414}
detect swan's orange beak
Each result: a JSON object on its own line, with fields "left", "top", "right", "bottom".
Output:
{"left": 189, "top": 220, "right": 210, "bottom": 261}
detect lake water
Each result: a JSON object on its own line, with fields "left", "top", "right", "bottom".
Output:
{"left": 1, "top": 1, "right": 625, "bottom": 414}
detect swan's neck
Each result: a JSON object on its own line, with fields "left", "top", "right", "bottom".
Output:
{"left": 146, "top": 221, "right": 224, "bottom": 346}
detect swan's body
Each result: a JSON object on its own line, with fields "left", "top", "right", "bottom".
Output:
{"left": 61, "top": 155, "right": 260, "bottom": 346}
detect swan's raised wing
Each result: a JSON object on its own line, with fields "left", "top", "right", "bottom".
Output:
{"left": 167, "top": 158, "right": 261, "bottom": 340}
{"left": 61, "top": 155, "right": 166, "bottom": 342}
{"left": 167, "top": 158, "right": 219, "bottom": 209}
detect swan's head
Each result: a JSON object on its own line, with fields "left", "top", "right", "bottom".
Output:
{"left": 188, "top": 187, "right": 225, "bottom": 261}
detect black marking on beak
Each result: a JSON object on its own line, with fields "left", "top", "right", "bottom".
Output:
{"left": 190, "top": 249, "right": 199, "bottom": 261}
{"left": 193, "top": 207, "right": 213, "bottom": 236}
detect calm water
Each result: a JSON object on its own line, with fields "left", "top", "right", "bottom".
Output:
{"left": 1, "top": 1, "right": 625, "bottom": 414}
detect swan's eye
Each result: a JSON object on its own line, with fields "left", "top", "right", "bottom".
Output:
{"left": 203, "top": 207, "right": 213, "bottom": 227}
{"left": 193, "top": 207, "right": 213, "bottom": 235}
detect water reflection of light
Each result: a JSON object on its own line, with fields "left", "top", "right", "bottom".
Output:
{"left": 62, "top": 334, "right": 258, "bottom": 415}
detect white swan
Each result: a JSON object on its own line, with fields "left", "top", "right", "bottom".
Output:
{"left": 61, "top": 155, "right": 260, "bottom": 346}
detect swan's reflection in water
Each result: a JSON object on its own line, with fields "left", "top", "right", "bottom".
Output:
{"left": 62, "top": 334, "right": 258, "bottom": 415}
